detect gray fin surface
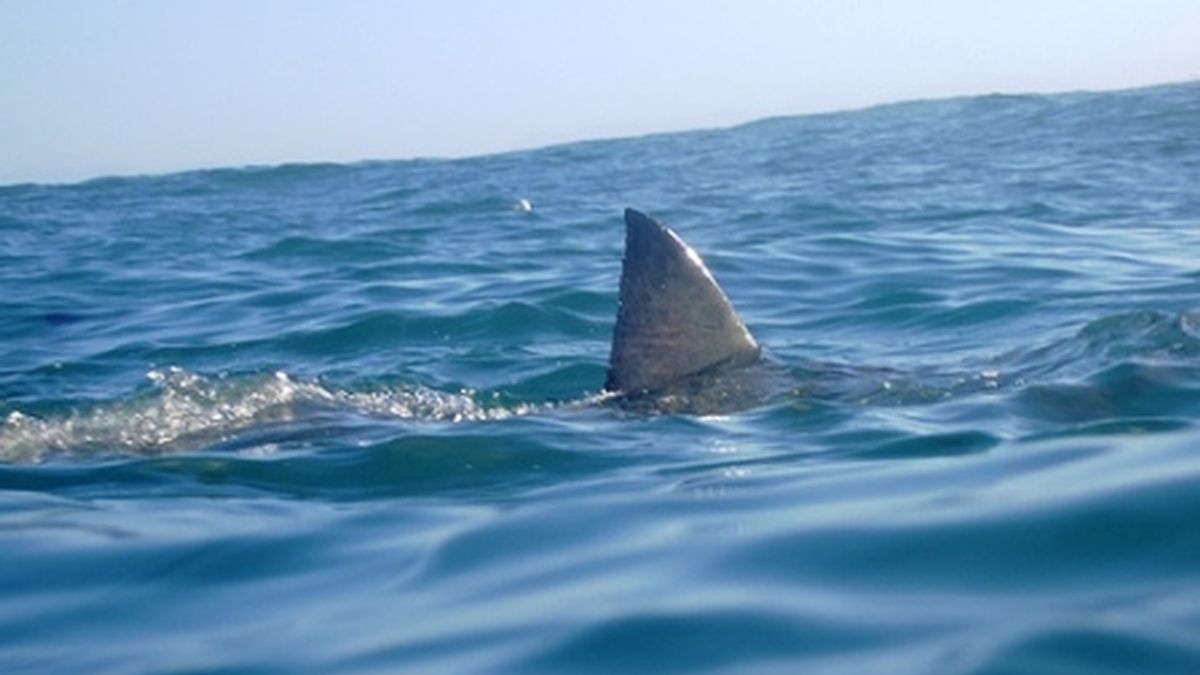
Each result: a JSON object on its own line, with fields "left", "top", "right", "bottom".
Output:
{"left": 605, "top": 208, "right": 760, "bottom": 393}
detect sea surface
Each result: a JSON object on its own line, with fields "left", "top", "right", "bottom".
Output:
{"left": 2, "top": 81, "right": 1200, "bottom": 674}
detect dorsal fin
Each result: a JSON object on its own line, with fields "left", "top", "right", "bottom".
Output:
{"left": 605, "top": 208, "right": 760, "bottom": 393}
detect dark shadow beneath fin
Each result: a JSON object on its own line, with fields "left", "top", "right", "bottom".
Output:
{"left": 609, "top": 357, "right": 796, "bottom": 416}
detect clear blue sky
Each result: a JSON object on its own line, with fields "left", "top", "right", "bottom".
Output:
{"left": 2, "top": 0, "right": 1197, "bottom": 185}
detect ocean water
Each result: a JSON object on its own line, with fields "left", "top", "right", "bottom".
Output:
{"left": 2, "top": 81, "right": 1200, "bottom": 673}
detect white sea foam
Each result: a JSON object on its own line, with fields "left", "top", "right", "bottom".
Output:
{"left": 0, "top": 367, "right": 543, "bottom": 463}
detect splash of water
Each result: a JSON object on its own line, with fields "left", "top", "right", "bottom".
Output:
{"left": 0, "top": 367, "right": 543, "bottom": 463}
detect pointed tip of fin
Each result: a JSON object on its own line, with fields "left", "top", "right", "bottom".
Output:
{"left": 606, "top": 208, "right": 759, "bottom": 393}
{"left": 624, "top": 207, "right": 654, "bottom": 229}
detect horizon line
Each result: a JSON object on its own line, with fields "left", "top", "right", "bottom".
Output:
{"left": 5, "top": 77, "right": 1196, "bottom": 190}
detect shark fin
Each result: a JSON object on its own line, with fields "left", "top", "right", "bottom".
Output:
{"left": 605, "top": 208, "right": 760, "bottom": 393}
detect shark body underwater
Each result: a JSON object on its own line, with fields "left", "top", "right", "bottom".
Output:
{"left": 602, "top": 208, "right": 794, "bottom": 414}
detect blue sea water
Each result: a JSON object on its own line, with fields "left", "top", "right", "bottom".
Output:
{"left": 2, "top": 81, "right": 1200, "bottom": 673}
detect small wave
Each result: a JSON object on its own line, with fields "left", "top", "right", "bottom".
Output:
{"left": 406, "top": 195, "right": 514, "bottom": 218}
{"left": 279, "top": 303, "right": 599, "bottom": 357}
{"left": 1077, "top": 310, "right": 1200, "bottom": 360}
{"left": 198, "top": 161, "right": 355, "bottom": 187}
{"left": 239, "top": 235, "right": 401, "bottom": 264}
{"left": 0, "top": 367, "right": 543, "bottom": 463}
{"left": 1009, "top": 310, "right": 1200, "bottom": 382}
